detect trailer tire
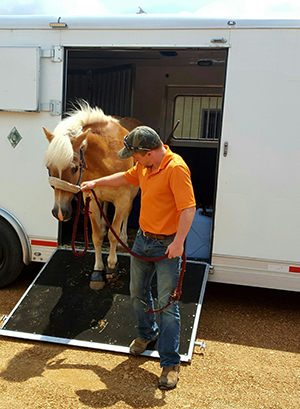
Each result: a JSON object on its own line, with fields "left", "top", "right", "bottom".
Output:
{"left": 0, "top": 218, "right": 25, "bottom": 288}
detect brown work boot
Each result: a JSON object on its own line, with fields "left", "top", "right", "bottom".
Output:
{"left": 158, "top": 365, "right": 180, "bottom": 390}
{"left": 129, "top": 337, "right": 157, "bottom": 355}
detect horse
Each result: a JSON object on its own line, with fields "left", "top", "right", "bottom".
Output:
{"left": 43, "top": 102, "right": 141, "bottom": 290}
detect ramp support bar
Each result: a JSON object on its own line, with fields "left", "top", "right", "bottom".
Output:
{"left": 194, "top": 341, "right": 206, "bottom": 350}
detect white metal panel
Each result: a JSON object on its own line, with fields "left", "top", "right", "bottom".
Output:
{"left": 0, "top": 112, "right": 59, "bottom": 239}
{"left": 60, "top": 27, "right": 229, "bottom": 48}
{"left": 213, "top": 28, "right": 300, "bottom": 263}
{"left": 0, "top": 47, "right": 40, "bottom": 111}
{"left": 0, "top": 30, "right": 64, "bottom": 241}
{"left": 211, "top": 255, "right": 300, "bottom": 291}
{"left": 1, "top": 15, "right": 300, "bottom": 30}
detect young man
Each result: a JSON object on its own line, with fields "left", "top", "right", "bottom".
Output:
{"left": 81, "top": 126, "right": 196, "bottom": 389}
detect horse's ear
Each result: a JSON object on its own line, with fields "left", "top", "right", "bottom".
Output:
{"left": 43, "top": 127, "right": 54, "bottom": 143}
{"left": 71, "top": 128, "right": 91, "bottom": 150}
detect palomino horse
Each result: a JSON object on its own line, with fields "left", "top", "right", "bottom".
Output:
{"left": 43, "top": 103, "right": 141, "bottom": 290}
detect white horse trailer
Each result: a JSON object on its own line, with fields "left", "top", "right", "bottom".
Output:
{"left": 1, "top": 15, "right": 300, "bottom": 292}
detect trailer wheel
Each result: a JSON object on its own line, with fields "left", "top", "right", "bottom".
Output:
{"left": 0, "top": 218, "right": 25, "bottom": 288}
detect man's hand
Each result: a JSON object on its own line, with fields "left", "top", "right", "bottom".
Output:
{"left": 81, "top": 180, "right": 97, "bottom": 192}
{"left": 165, "top": 241, "right": 184, "bottom": 259}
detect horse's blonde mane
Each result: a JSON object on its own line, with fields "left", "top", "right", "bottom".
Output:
{"left": 45, "top": 101, "right": 114, "bottom": 172}
{"left": 45, "top": 134, "right": 74, "bottom": 172}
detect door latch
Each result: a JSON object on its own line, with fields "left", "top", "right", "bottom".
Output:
{"left": 223, "top": 140, "right": 229, "bottom": 157}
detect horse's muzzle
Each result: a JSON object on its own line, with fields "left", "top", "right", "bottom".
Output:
{"left": 52, "top": 204, "right": 72, "bottom": 222}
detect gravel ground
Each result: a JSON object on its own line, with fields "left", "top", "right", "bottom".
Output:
{"left": 0, "top": 262, "right": 299, "bottom": 409}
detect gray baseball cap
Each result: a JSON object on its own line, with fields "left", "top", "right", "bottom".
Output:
{"left": 118, "top": 126, "right": 162, "bottom": 159}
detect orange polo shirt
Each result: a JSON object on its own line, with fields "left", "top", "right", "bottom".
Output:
{"left": 124, "top": 146, "right": 196, "bottom": 235}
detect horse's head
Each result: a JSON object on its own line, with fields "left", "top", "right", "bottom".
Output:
{"left": 43, "top": 127, "right": 90, "bottom": 222}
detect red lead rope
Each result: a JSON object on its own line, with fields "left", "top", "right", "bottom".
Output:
{"left": 72, "top": 190, "right": 186, "bottom": 313}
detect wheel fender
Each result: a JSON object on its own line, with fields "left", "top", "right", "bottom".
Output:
{"left": 0, "top": 208, "right": 31, "bottom": 265}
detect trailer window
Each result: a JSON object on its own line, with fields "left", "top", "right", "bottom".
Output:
{"left": 173, "top": 96, "right": 222, "bottom": 141}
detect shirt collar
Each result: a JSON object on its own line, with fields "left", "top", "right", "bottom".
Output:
{"left": 146, "top": 145, "right": 172, "bottom": 175}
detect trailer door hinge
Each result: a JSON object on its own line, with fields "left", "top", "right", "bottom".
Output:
{"left": 39, "top": 100, "right": 62, "bottom": 116}
{"left": 211, "top": 38, "right": 227, "bottom": 44}
{"left": 41, "top": 45, "right": 63, "bottom": 62}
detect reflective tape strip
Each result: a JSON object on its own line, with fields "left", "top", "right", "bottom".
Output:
{"left": 31, "top": 240, "right": 57, "bottom": 247}
{"left": 289, "top": 266, "right": 300, "bottom": 274}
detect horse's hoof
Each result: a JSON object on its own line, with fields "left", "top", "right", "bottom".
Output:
{"left": 90, "top": 270, "right": 106, "bottom": 290}
{"left": 106, "top": 266, "right": 120, "bottom": 283}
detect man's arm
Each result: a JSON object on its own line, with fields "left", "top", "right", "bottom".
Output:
{"left": 81, "top": 172, "right": 129, "bottom": 192}
{"left": 165, "top": 206, "right": 196, "bottom": 259}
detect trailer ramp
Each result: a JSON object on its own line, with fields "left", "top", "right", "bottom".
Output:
{"left": 0, "top": 249, "right": 208, "bottom": 362}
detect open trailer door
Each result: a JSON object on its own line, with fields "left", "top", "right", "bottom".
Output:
{"left": 211, "top": 28, "right": 300, "bottom": 290}
{"left": 0, "top": 248, "right": 208, "bottom": 362}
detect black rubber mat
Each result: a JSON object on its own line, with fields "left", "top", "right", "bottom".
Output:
{"left": 1, "top": 249, "right": 208, "bottom": 360}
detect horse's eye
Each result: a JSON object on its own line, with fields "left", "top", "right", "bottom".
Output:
{"left": 72, "top": 165, "right": 79, "bottom": 174}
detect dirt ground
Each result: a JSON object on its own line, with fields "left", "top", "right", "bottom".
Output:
{"left": 0, "top": 262, "right": 299, "bottom": 409}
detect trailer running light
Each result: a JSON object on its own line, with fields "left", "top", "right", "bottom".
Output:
{"left": 49, "top": 18, "right": 68, "bottom": 28}
{"left": 50, "top": 22, "right": 68, "bottom": 28}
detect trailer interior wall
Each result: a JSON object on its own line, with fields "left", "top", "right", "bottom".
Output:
{"left": 62, "top": 47, "right": 227, "bottom": 248}
{"left": 65, "top": 48, "right": 226, "bottom": 134}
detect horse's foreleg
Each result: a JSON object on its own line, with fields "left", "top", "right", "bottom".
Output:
{"left": 118, "top": 187, "right": 139, "bottom": 248}
{"left": 88, "top": 199, "right": 106, "bottom": 290}
{"left": 100, "top": 201, "right": 108, "bottom": 237}
{"left": 118, "top": 216, "right": 128, "bottom": 247}
{"left": 106, "top": 205, "right": 129, "bottom": 281}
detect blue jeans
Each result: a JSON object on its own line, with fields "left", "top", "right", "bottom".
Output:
{"left": 130, "top": 228, "right": 181, "bottom": 367}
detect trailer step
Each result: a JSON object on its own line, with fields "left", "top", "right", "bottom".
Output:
{"left": 0, "top": 249, "right": 209, "bottom": 362}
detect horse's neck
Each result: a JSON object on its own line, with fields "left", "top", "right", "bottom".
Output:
{"left": 85, "top": 134, "right": 107, "bottom": 153}
{"left": 82, "top": 134, "right": 116, "bottom": 176}
{"left": 84, "top": 136, "right": 108, "bottom": 166}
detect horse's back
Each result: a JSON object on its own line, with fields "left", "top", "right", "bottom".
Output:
{"left": 113, "top": 116, "right": 143, "bottom": 132}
